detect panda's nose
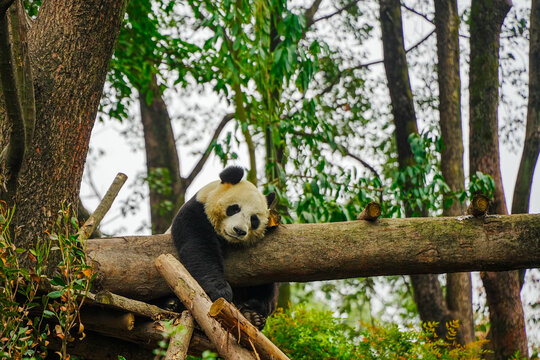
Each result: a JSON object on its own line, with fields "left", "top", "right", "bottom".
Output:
{"left": 234, "top": 227, "right": 247, "bottom": 236}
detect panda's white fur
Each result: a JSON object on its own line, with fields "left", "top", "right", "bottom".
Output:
{"left": 196, "top": 179, "right": 269, "bottom": 244}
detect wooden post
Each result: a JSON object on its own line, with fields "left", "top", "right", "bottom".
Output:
{"left": 155, "top": 254, "right": 256, "bottom": 360}
{"left": 467, "top": 194, "right": 490, "bottom": 217}
{"left": 164, "top": 311, "right": 195, "bottom": 360}
{"left": 356, "top": 202, "right": 382, "bottom": 221}
{"left": 209, "top": 298, "right": 290, "bottom": 360}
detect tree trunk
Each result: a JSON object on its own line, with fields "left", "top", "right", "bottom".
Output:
{"left": 1, "top": 0, "right": 126, "bottom": 255}
{"left": 86, "top": 214, "right": 540, "bottom": 300}
{"left": 139, "top": 76, "right": 185, "bottom": 234}
{"left": 380, "top": 0, "right": 454, "bottom": 338}
{"left": 469, "top": 0, "right": 528, "bottom": 357}
{"left": 434, "top": 0, "right": 474, "bottom": 344}
{"left": 512, "top": 0, "right": 540, "bottom": 215}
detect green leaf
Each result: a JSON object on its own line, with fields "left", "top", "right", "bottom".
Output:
{"left": 47, "top": 290, "right": 64, "bottom": 299}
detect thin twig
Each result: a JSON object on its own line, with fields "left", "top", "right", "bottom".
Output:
{"left": 401, "top": 3, "right": 433, "bottom": 24}
{"left": 185, "top": 113, "right": 234, "bottom": 188}
{"left": 312, "top": 0, "right": 361, "bottom": 25}
{"left": 79, "top": 173, "right": 128, "bottom": 239}
{"left": 304, "top": 0, "right": 323, "bottom": 29}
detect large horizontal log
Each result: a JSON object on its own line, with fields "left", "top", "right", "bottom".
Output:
{"left": 87, "top": 214, "right": 540, "bottom": 301}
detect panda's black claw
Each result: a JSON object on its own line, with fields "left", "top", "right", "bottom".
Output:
{"left": 240, "top": 308, "right": 267, "bottom": 330}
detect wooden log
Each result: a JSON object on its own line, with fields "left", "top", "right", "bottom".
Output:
{"left": 209, "top": 298, "right": 290, "bottom": 360}
{"left": 155, "top": 253, "right": 256, "bottom": 360}
{"left": 87, "top": 214, "right": 540, "bottom": 300}
{"left": 80, "top": 307, "right": 135, "bottom": 331}
{"left": 165, "top": 311, "right": 195, "bottom": 360}
{"left": 467, "top": 194, "right": 490, "bottom": 217}
{"left": 92, "top": 290, "right": 178, "bottom": 319}
{"left": 356, "top": 202, "right": 382, "bottom": 221}
{"left": 80, "top": 312, "right": 216, "bottom": 356}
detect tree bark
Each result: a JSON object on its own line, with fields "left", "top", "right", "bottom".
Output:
{"left": 155, "top": 254, "right": 256, "bottom": 360}
{"left": 87, "top": 214, "right": 540, "bottom": 301}
{"left": 380, "top": 0, "right": 454, "bottom": 339}
{"left": 469, "top": 0, "right": 528, "bottom": 357}
{"left": 434, "top": 0, "right": 474, "bottom": 344}
{"left": 139, "top": 76, "right": 185, "bottom": 234}
{"left": 1, "top": 0, "right": 127, "bottom": 257}
{"left": 512, "top": 0, "right": 540, "bottom": 215}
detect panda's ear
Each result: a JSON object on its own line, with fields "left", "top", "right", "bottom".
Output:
{"left": 219, "top": 166, "right": 244, "bottom": 184}
{"left": 266, "top": 192, "right": 277, "bottom": 209}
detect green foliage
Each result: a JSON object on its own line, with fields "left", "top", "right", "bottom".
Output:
{"left": 45, "top": 205, "right": 95, "bottom": 359}
{"left": 101, "top": 0, "right": 189, "bottom": 122}
{"left": 0, "top": 202, "right": 49, "bottom": 359}
{"left": 145, "top": 167, "right": 175, "bottom": 215}
{"left": 264, "top": 305, "right": 490, "bottom": 360}
{"left": 0, "top": 202, "right": 95, "bottom": 359}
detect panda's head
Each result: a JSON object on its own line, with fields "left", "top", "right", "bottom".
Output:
{"left": 197, "top": 166, "right": 276, "bottom": 245}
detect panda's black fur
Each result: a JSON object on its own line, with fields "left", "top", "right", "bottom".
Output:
{"left": 170, "top": 166, "right": 278, "bottom": 329}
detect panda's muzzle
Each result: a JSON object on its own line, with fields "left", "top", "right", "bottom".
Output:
{"left": 233, "top": 227, "right": 247, "bottom": 237}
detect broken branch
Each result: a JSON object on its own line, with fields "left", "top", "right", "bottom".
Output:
{"left": 356, "top": 202, "right": 382, "bottom": 221}
{"left": 79, "top": 172, "right": 127, "bottom": 239}
{"left": 165, "top": 311, "right": 195, "bottom": 360}
{"left": 467, "top": 194, "right": 490, "bottom": 217}
{"left": 209, "top": 297, "right": 290, "bottom": 360}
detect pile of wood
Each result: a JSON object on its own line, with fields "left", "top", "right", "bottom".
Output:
{"left": 45, "top": 173, "right": 289, "bottom": 359}
{"left": 47, "top": 254, "right": 289, "bottom": 360}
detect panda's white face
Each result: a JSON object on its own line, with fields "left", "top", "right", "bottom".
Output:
{"left": 220, "top": 194, "right": 269, "bottom": 244}
{"left": 197, "top": 180, "right": 270, "bottom": 244}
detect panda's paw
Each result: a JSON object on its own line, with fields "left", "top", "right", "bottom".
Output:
{"left": 207, "top": 282, "right": 233, "bottom": 302}
{"left": 239, "top": 307, "right": 267, "bottom": 330}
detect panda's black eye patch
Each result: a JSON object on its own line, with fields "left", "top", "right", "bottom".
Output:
{"left": 250, "top": 215, "right": 260, "bottom": 230}
{"left": 226, "top": 204, "right": 241, "bottom": 216}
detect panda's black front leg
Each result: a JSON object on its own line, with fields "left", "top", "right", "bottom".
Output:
{"left": 177, "top": 235, "right": 233, "bottom": 302}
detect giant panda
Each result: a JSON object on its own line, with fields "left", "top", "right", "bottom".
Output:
{"left": 170, "top": 166, "right": 278, "bottom": 329}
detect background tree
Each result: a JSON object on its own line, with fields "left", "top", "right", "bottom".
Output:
{"left": 469, "top": 0, "right": 528, "bottom": 357}
{"left": 434, "top": 0, "right": 474, "bottom": 344}
{"left": 379, "top": 0, "right": 462, "bottom": 342}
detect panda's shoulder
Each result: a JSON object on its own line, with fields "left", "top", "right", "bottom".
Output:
{"left": 171, "top": 195, "right": 214, "bottom": 237}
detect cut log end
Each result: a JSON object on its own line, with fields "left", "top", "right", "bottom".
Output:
{"left": 208, "top": 297, "right": 227, "bottom": 317}
{"left": 467, "top": 194, "right": 490, "bottom": 217}
{"left": 356, "top": 202, "right": 382, "bottom": 221}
